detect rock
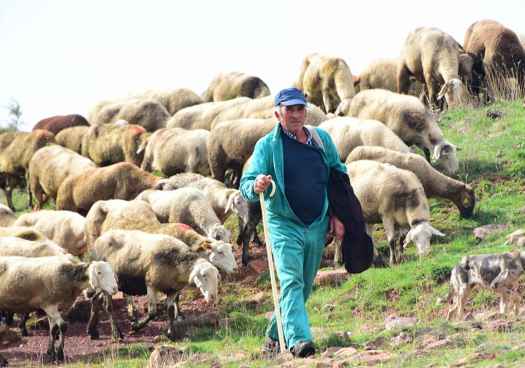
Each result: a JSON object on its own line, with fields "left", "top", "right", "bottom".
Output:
{"left": 348, "top": 350, "right": 392, "bottom": 366}
{"left": 321, "top": 347, "right": 342, "bottom": 358}
{"left": 333, "top": 346, "right": 358, "bottom": 358}
{"left": 147, "top": 345, "right": 184, "bottom": 368}
{"left": 384, "top": 315, "right": 417, "bottom": 331}
{"left": 315, "top": 269, "right": 349, "bottom": 287}
{"left": 423, "top": 338, "right": 451, "bottom": 351}
{"left": 473, "top": 224, "right": 508, "bottom": 241}
{"left": 391, "top": 331, "right": 413, "bottom": 346}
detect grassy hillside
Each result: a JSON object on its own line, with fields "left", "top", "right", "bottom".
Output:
{"left": 5, "top": 100, "right": 525, "bottom": 367}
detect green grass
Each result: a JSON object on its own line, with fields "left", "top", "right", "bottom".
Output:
{"left": 5, "top": 100, "right": 525, "bottom": 367}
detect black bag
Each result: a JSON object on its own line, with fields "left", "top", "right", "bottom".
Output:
{"left": 328, "top": 169, "right": 374, "bottom": 274}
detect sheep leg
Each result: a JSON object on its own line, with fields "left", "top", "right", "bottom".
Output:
{"left": 165, "top": 292, "right": 179, "bottom": 340}
{"left": 456, "top": 286, "right": 470, "bottom": 320}
{"left": 126, "top": 295, "right": 139, "bottom": 321}
{"left": 382, "top": 219, "right": 397, "bottom": 266}
{"left": 333, "top": 238, "right": 343, "bottom": 267}
{"left": 3, "top": 185, "right": 14, "bottom": 211}
{"left": 19, "top": 313, "right": 29, "bottom": 336}
{"left": 103, "top": 292, "right": 123, "bottom": 341}
{"left": 174, "top": 292, "right": 184, "bottom": 320}
{"left": 43, "top": 305, "right": 64, "bottom": 362}
{"left": 87, "top": 293, "right": 103, "bottom": 339}
{"left": 131, "top": 286, "right": 158, "bottom": 331}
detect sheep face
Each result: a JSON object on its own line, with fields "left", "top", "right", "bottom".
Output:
{"left": 432, "top": 141, "right": 459, "bottom": 174}
{"left": 209, "top": 241, "right": 237, "bottom": 274}
{"left": 403, "top": 222, "right": 445, "bottom": 256}
{"left": 226, "top": 192, "right": 249, "bottom": 226}
{"left": 458, "top": 185, "right": 476, "bottom": 218}
{"left": 335, "top": 98, "right": 352, "bottom": 116}
{"left": 88, "top": 261, "right": 119, "bottom": 295}
{"left": 437, "top": 78, "right": 466, "bottom": 108}
{"left": 209, "top": 224, "right": 231, "bottom": 243}
{"left": 189, "top": 260, "right": 220, "bottom": 305}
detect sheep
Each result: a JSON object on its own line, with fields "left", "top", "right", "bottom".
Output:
{"left": 89, "top": 229, "right": 219, "bottom": 339}
{"left": 135, "top": 88, "right": 203, "bottom": 115}
{"left": 81, "top": 124, "right": 149, "bottom": 167}
{"left": 357, "top": 58, "right": 424, "bottom": 97}
{"left": 0, "top": 203, "right": 15, "bottom": 227}
{"left": 32, "top": 114, "right": 89, "bottom": 135}
{"left": 166, "top": 97, "right": 252, "bottom": 130}
{"left": 90, "top": 99, "right": 170, "bottom": 132}
{"left": 140, "top": 127, "right": 210, "bottom": 176}
{"left": 346, "top": 89, "right": 449, "bottom": 163}
{"left": 202, "top": 72, "right": 270, "bottom": 102}
{"left": 0, "top": 255, "right": 118, "bottom": 361}
{"left": 295, "top": 53, "right": 356, "bottom": 113}
{"left": 0, "top": 226, "right": 47, "bottom": 241}
{"left": 14, "top": 210, "right": 87, "bottom": 256}
{"left": 0, "top": 130, "right": 55, "bottom": 210}
{"left": 347, "top": 147, "right": 474, "bottom": 217}
{"left": 56, "top": 162, "right": 160, "bottom": 215}
{"left": 398, "top": 27, "right": 480, "bottom": 109}
{"left": 202, "top": 72, "right": 271, "bottom": 102}
{"left": 137, "top": 187, "right": 231, "bottom": 242}
{"left": 156, "top": 172, "right": 249, "bottom": 225}
{"left": 84, "top": 199, "right": 237, "bottom": 274}
{"left": 319, "top": 117, "right": 411, "bottom": 162}
{"left": 447, "top": 251, "right": 525, "bottom": 320}
{"left": 27, "top": 145, "right": 96, "bottom": 209}
{"left": 55, "top": 125, "right": 89, "bottom": 154}
{"left": 464, "top": 20, "right": 525, "bottom": 100}
{"left": 346, "top": 160, "right": 445, "bottom": 266}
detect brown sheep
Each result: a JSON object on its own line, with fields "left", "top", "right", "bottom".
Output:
{"left": 28, "top": 145, "right": 96, "bottom": 209}
{"left": 296, "top": 53, "right": 356, "bottom": 113}
{"left": 398, "top": 27, "right": 479, "bottom": 109}
{"left": 81, "top": 124, "right": 149, "bottom": 166}
{"left": 202, "top": 72, "right": 271, "bottom": 102}
{"left": 55, "top": 162, "right": 160, "bottom": 215}
{"left": 32, "top": 114, "right": 89, "bottom": 135}
{"left": 136, "top": 88, "right": 204, "bottom": 115}
{"left": 0, "top": 130, "right": 55, "bottom": 210}
{"left": 464, "top": 20, "right": 525, "bottom": 98}
{"left": 140, "top": 127, "right": 210, "bottom": 176}
{"left": 55, "top": 126, "right": 89, "bottom": 154}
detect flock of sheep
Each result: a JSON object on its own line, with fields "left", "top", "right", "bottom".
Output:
{"left": 0, "top": 19, "right": 524, "bottom": 364}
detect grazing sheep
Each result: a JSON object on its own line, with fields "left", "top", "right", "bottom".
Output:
{"left": 55, "top": 126, "right": 89, "bottom": 154}
{"left": 166, "top": 97, "right": 252, "bottom": 130}
{"left": 0, "top": 130, "right": 55, "bottom": 210}
{"left": 0, "top": 255, "right": 118, "bottom": 361}
{"left": 346, "top": 160, "right": 445, "bottom": 265}
{"left": 81, "top": 124, "right": 149, "bottom": 167}
{"left": 33, "top": 114, "right": 89, "bottom": 135}
{"left": 464, "top": 20, "right": 525, "bottom": 99}
{"left": 135, "top": 88, "right": 203, "bottom": 115}
{"left": 140, "top": 127, "right": 210, "bottom": 176}
{"left": 0, "top": 204, "right": 15, "bottom": 227}
{"left": 89, "top": 229, "right": 220, "bottom": 339}
{"left": 84, "top": 199, "right": 236, "bottom": 273}
{"left": 347, "top": 147, "right": 474, "bottom": 217}
{"left": 319, "top": 117, "right": 411, "bottom": 162}
{"left": 447, "top": 251, "right": 525, "bottom": 320}
{"left": 28, "top": 145, "right": 96, "bottom": 209}
{"left": 202, "top": 72, "right": 271, "bottom": 102}
{"left": 347, "top": 89, "right": 447, "bottom": 162}
{"left": 91, "top": 99, "right": 170, "bottom": 132}
{"left": 14, "top": 210, "right": 87, "bottom": 256}
{"left": 157, "top": 172, "right": 249, "bottom": 225}
{"left": 138, "top": 188, "right": 231, "bottom": 242}
{"left": 398, "top": 27, "right": 479, "bottom": 109}
{"left": 56, "top": 162, "right": 160, "bottom": 215}
{"left": 296, "top": 53, "right": 356, "bottom": 113}
{"left": 357, "top": 58, "right": 425, "bottom": 97}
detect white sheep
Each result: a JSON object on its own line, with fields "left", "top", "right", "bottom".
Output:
{"left": 14, "top": 210, "right": 87, "bottom": 256}
{"left": 0, "top": 255, "right": 118, "bottom": 362}
{"left": 0, "top": 203, "right": 16, "bottom": 227}
{"left": 89, "top": 229, "right": 220, "bottom": 340}
{"left": 347, "top": 160, "right": 445, "bottom": 265}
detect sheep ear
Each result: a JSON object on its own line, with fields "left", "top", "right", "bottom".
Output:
{"left": 437, "top": 82, "right": 449, "bottom": 101}
{"left": 88, "top": 263, "right": 100, "bottom": 289}
{"left": 431, "top": 227, "right": 445, "bottom": 237}
{"left": 432, "top": 144, "right": 442, "bottom": 161}
{"left": 189, "top": 265, "right": 199, "bottom": 284}
{"left": 224, "top": 192, "right": 236, "bottom": 215}
{"left": 403, "top": 231, "right": 413, "bottom": 249}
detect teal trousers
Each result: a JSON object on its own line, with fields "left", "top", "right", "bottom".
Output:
{"left": 266, "top": 214, "right": 329, "bottom": 349}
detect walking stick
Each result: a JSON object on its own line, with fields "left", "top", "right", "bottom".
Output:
{"left": 259, "top": 180, "right": 287, "bottom": 355}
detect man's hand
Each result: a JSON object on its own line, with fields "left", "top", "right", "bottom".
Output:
{"left": 329, "top": 215, "right": 345, "bottom": 241}
{"left": 254, "top": 174, "right": 273, "bottom": 194}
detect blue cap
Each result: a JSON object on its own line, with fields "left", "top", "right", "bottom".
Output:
{"left": 274, "top": 87, "right": 307, "bottom": 107}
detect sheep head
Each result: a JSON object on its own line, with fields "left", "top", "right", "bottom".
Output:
{"left": 437, "top": 78, "right": 467, "bottom": 108}
{"left": 88, "top": 261, "right": 119, "bottom": 295}
{"left": 209, "top": 241, "right": 237, "bottom": 274}
{"left": 454, "top": 184, "right": 475, "bottom": 218}
{"left": 403, "top": 222, "right": 445, "bottom": 256}
{"left": 225, "top": 191, "right": 249, "bottom": 226}
{"left": 208, "top": 224, "right": 231, "bottom": 243}
{"left": 189, "top": 259, "right": 220, "bottom": 305}
{"left": 431, "top": 141, "right": 459, "bottom": 174}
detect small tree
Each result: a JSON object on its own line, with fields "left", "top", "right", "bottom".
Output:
{"left": 1, "top": 98, "right": 24, "bottom": 132}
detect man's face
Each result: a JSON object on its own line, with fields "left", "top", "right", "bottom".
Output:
{"left": 275, "top": 104, "right": 307, "bottom": 134}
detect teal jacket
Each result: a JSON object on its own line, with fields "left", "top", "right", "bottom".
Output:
{"left": 240, "top": 123, "right": 346, "bottom": 227}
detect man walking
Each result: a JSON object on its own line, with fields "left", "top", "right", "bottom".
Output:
{"left": 239, "top": 87, "right": 346, "bottom": 358}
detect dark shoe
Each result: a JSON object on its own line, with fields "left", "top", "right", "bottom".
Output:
{"left": 262, "top": 336, "right": 280, "bottom": 354}
{"left": 291, "top": 340, "right": 315, "bottom": 358}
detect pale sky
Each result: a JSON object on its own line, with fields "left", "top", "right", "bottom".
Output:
{"left": 1, "top": 0, "right": 523, "bottom": 131}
